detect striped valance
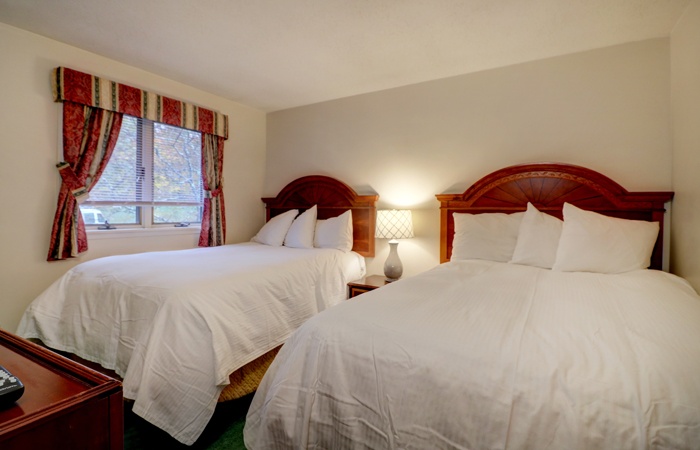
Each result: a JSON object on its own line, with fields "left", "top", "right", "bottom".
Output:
{"left": 52, "top": 67, "right": 229, "bottom": 139}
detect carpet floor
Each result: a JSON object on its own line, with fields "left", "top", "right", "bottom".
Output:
{"left": 124, "top": 393, "right": 252, "bottom": 449}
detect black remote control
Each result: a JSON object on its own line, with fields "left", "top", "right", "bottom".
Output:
{"left": 0, "top": 364, "right": 24, "bottom": 407}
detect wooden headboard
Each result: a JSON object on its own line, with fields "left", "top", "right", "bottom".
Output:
{"left": 436, "top": 163, "right": 674, "bottom": 270}
{"left": 262, "top": 175, "right": 379, "bottom": 257}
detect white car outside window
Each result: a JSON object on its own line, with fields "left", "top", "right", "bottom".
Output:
{"left": 81, "top": 208, "right": 106, "bottom": 225}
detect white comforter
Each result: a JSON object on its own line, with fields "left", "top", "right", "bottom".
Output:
{"left": 245, "top": 260, "right": 700, "bottom": 449}
{"left": 18, "top": 242, "right": 364, "bottom": 445}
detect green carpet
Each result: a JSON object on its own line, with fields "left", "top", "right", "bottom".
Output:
{"left": 124, "top": 393, "right": 252, "bottom": 449}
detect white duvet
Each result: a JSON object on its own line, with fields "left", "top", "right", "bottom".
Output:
{"left": 17, "top": 242, "right": 365, "bottom": 445}
{"left": 245, "top": 260, "right": 700, "bottom": 449}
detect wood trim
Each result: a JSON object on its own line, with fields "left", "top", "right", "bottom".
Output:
{"left": 262, "top": 175, "right": 379, "bottom": 257}
{"left": 437, "top": 163, "right": 673, "bottom": 269}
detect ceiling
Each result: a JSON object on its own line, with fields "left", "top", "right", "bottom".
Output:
{"left": 0, "top": 0, "right": 691, "bottom": 112}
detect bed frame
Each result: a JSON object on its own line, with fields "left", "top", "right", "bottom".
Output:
{"left": 436, "top": 163, "right": 673, "bottom": 270}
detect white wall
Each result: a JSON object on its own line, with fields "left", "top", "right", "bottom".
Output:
{"left": 670, "top": 0, "right": 700, "bottom": 290}
{"left": 266, "top": 39, "right": 673, "bottom": 279}
{"left": 0, "top": 23, "right": 267, "bottom": 332}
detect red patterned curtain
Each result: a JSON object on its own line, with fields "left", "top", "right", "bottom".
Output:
{"left": 47, "top": 102, "right": 123, "bottom": 261}
{"left": 199, "top": 134, "right": 226, "bottom": 247}
{"left": 49, "top": 67, "right": 229, "bottom": 255}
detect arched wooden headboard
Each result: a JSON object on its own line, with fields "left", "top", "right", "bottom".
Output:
{"left": 262, "top": 175, "right": 379, "bottom": 257}
{"left": 436, "top": 163, "right": 673, "bottom": 269}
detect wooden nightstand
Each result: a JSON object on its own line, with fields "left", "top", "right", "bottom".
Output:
{"left": 348, "top": 274, "right": 391, "bottom": 298}
{"left": 0, "top": 329, "right": 123, "bottom": 450}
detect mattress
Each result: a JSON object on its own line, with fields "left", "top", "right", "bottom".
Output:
{"left": 18, "top": 242, "right": 365, "bottom": 445}
{"left": 244, "top": 260, "right": 700, "bottom": 449}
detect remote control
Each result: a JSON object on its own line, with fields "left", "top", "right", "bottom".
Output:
{"left": 0, "top": 364, "right": 24, "bottom": 407}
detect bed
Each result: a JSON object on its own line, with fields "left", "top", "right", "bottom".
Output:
{"left": 17, "top": 175, "right": 378, "bottom": 446}
{"left": 243, "top": 163, "right": 700, "bottom": 449}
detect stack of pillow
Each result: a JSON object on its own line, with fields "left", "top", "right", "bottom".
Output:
{"left": 251, "top": 205, "right": 354, "bottom": 252}
{"left": 451, "top": 202, "right": 660, "bottom": 273}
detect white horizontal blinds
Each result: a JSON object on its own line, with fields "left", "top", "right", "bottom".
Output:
{"left": 86, "top": 116, "right": 203, "bottom": 207}
{"left": 153, "top": 122, "right": 202, "bottom": 206}
{"left": 88, "top": 115, "right": 140, "bottom": 203}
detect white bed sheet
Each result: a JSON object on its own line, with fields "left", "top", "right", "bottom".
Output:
{"left": 18, "top": 242, "right": 365, "bottom": 445}
{"left": 245, "top": 260, "right": 700, "bottom": 449}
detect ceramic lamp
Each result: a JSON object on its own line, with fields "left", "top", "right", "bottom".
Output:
{"left": 375, "top": 209, "right": 414, "bottom": 281}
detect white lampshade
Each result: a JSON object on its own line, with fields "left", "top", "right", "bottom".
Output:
{"left": 375, "top": 209, "right": 414, "bottom": 240}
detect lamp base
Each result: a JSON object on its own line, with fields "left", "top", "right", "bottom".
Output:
{"left": 383, "top": 241, "right": 403, "bottom": 282}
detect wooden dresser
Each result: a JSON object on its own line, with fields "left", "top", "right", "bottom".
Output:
{"left": 0, "top": 329, "right": 123, "bottom": 450}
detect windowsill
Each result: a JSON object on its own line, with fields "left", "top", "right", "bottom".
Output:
{"left": 86, "top": 226, "right": 201, "bottom": 240}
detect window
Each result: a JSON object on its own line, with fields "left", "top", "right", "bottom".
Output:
{"left": 80, "top": 116, "right": 203, "bottom": 228}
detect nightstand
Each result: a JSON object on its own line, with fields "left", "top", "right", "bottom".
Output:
{"left": 0, "top": 329, "right": 123, "bottom": 450}
{"left": 347, "top": 274, "right": 391, "bottom": 298}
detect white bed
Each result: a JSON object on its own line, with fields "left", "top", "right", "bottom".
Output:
{"left": 19, "top": 243, "right": 363, "bottom": 444}
{"left": 245, "top": 260, "right": 700, "bottom": 449}
{"left": 17, "top": 175, "right": 378, "bottom": 445}
{"left": 244, "top": 164, "right": 700, "bottom": 449}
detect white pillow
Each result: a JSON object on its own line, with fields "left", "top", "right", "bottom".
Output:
{"left": 314, "top": 210, "right": 353, "bottom": 252}
{"left": 510, "top": 203, "right": 563, "bottom": 269}
{"left": 451, "top": 212, "right": 525, "bottom": 262}
{"left": 552, "top": 203, "right": 659, "bottom": 274}
{"left": 251, "top": 209, "right": 298, "bottom": 246}
{"left": 284, "top": 205, "right": 317, "bottom": 249}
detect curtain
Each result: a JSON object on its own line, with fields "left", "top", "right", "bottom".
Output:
{"left": 53, "top": 67, "right": 228, "bottom": 139}
{"left": 47, "top": 102, "right": 123, "bottom": 261}
{"left": 199, "top": 133, "right": 226, "bottom": 247}
{"left": 49, "top": 67, "right": 230, "bottom": 254}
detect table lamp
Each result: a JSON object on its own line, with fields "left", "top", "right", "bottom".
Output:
{"left": 375, "top": 209, "right": 414, "bottom": 282}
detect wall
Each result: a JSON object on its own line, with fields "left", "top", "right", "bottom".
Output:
{"left": 0, "top": 23, "right": 267, "bottom": 332}
{"left": 266, "top": 39, "right": 673, "bottom": 278}
{"left": 670, "top": 0, "right": 700, "bottom": 290}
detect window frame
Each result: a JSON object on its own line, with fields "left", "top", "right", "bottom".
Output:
{"left": 68, "top": 113, "right": 205, "bottom": 233}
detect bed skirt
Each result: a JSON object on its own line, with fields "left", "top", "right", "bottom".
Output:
{"left": 31, "top": 339, "right": 281, "bottom": 402}
{"left": 218, "top": 346, "right": 280, "bottom": 401}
